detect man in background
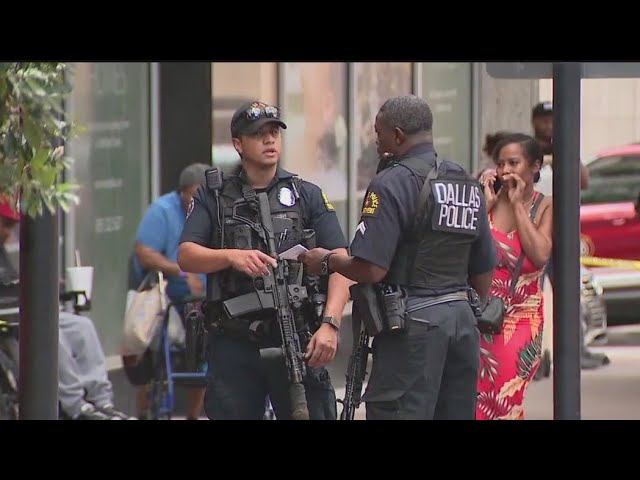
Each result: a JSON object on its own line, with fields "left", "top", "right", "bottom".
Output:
{"left": 128, "top": 163, "right": 210, "bottom": 419}
{"left": 531, "top": 102, "right": 607, "bottom": 375}
{"left": 0, "top": 198, "right": 133, "bottom": 420}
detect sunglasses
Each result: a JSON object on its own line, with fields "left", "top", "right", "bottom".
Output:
{"left": 244, "top": 104, "right": 280, "bottom": 121}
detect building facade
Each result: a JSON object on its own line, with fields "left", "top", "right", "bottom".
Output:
{"left": 22, "top": 62, "right": 541, "bottom": 362}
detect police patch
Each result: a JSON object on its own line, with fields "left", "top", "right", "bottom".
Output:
{"left": 186, "top": 197, "right": 194, "bottom": 218}
{"left": 278, "top": 187, "right": 295, "bottom": 207}
{"left": 322, "top": 192, "right": 335, "bottom": 212}
{"left": 430, "top": 180, "right": 481, "bottom": 236}
{"left": 361, "top": 191, "right": 379, "bottom": 216}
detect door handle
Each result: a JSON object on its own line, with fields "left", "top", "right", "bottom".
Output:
{"left": 611, "top": 218, "right": 627, "bottom": 226}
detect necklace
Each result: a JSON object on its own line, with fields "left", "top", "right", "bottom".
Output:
{"left": 506, "top": 191, "right": 535, "bottom": 241}
{"left": 521, "top": 191, "right": 535, "bottom": 206}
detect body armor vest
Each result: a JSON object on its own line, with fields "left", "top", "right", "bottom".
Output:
{"left": 385, "top": 152, "right": 483, "bottom": 291}
{"left": 205, "top": 171, "right": 325, "bottom": 320}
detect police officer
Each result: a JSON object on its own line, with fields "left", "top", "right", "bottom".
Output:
{"left": 178, "top": 100, "right": 352, "bottom": 420}
{"left": 299, "top": 95, "right": 497, "bottom": 420}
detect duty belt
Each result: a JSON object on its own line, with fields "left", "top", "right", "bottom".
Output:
{"left": 406, "top": 290, "right": 469, "bottom": 314}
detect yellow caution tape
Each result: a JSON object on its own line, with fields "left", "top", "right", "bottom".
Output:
{"left": 580, "top": 256, "right": 640, "bottom": 270}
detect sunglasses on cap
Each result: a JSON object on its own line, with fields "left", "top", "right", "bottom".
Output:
{"left": 244, "top": 104, "right": 281, "bottom": 121}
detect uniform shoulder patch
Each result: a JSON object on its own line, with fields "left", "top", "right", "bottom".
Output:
{"left": 322, "top": 191, "right": 335, "bottom": 212}
{"left": 186, "top": 197, "right": 195, "bottom": 218}
{"left": 361, "top": 191, "right": 380, "bottom": 216}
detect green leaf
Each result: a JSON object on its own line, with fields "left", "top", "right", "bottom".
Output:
{"left": 1, "top": 62, "right": 81, "bottom": 219}
{"left": 42, "top": 192, "right": 54, "bottom": 213}
{"left": 58, "top": 182, "right": 78, "bottom": 193}
{"left": 26, "top": 198, "right": 40, "bottom": 218}
{"left": 0, "top": 79, "right": 7, "bottom": 101}
{"left": 40, "top": 166, "right": 59, "bottom": 188}
{"left": 25, "top": 77, "right": 46, "bottom": 97}
{"left": 22, "top": 115, "right": 42, "bottom": 149}
{"left": 3, "top": 132, "right": 18, "bottom": 159}
{"left": 30, "top": 148, "right": 49, "bottom": 169}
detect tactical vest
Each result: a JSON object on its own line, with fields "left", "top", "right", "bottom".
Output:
{"left": 385, "top": 152, "right": 483, "bottom": 291}
{"left": 206, "top": 172, "right": 316, "bottom": 302}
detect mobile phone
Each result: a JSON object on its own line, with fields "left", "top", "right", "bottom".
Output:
{"left": 493, "top": 177, "right": 502, "bottom": 193}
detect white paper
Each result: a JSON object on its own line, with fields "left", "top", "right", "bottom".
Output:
{"left": 279, "top": 244, "right": 308, "bottom": 261}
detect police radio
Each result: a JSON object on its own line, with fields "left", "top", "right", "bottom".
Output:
{"left": 205, "top": 167, "right": 225, "bottom": 247}
{"left": 205, "top": 168, "right": 223, "bottom": 192}
{"left": 204, "top": 167, "right": 225, "bottom": 317}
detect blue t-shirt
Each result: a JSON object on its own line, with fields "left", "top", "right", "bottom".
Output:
{"left": 133, "top": 191, "right": 206, "bottom": 301}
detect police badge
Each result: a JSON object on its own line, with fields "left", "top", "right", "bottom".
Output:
{"left": 278, "top": 187, "right": 295, "bottom": 207}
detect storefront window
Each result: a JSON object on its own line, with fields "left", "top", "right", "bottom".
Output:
{"left": 420, "top": 63, "right": 472, "bottom": 172}
{"left": 280, "top": 63, "right": 349, "bottom": 232}
{"left": 65, "top": 62, "right": 150, "bottom": 356}
{"left": 350, "top": 62, "right": 413, "bottom": 234}
{"left": 211, "top": 62, "right": 277, "bottom": 167}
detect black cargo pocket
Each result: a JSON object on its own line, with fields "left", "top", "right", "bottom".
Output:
{"left": 362, "top": 319, "right": 430, "bottom": 405}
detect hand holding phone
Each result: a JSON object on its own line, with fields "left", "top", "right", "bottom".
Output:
{"left": 493, "top": 177, "right": 502, "bottom": 193}
{"left": 479, "top": 169, "right": 500, "bottom": 211}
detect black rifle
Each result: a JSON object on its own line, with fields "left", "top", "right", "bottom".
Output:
{"left": 255, "top": 192, "right": 310, "bottom": 420}
{"left": 338, "top": 312, "right": 370, "bottom": 420}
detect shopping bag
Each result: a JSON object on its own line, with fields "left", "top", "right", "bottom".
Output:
{"left": 120, "top": 271, "right": 167, "bottom": 357}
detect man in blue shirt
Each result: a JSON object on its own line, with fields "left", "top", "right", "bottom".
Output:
{"left": 133, "top": 163, "right": 209, "bottom": 303}
{"left": 130, "top": 162, "right": 209, "bottom": 420}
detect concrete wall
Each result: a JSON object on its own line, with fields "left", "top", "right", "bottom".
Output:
{"left": 540, "top": 78, "right": 640, "bottom": 162}
{"left": 475, "top": 64, "right": 539, "bottom": 172}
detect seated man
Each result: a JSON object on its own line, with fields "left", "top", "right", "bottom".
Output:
{"left": 0, "top": 197, "right": 132, "bottom": 420}
{"left": 58, "top": 310, "right": 134, "bottom": 420}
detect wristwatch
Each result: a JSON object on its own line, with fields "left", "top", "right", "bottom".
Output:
{"left": 321, "top": 316, "right": 340, "bottom": 331}
{"left": 320, "top": 252, "right": 335, "bottom": 276}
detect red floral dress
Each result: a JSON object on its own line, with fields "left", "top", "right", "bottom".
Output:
{"left": 476, "top": 195, "right": 545, "bottom": 420}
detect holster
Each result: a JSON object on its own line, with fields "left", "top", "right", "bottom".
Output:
{"left": 349, "top": 283, "right": 408, "bottom": 337}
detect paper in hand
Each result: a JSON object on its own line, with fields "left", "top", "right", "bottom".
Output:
{"left": 279, "top": 244, "right": 308, "bottom": 261}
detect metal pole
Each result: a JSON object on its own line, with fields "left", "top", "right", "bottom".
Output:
{"left": 552, "top": 62, "right": 582, "bottom": 420}
{"left": 19, "top": 208, "right": 59, "bottom": 420}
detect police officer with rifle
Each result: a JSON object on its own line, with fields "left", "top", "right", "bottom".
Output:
{"left": 178, "top": 101, "right": 352, "bottom": 420}
{"left": 300, "top": 95, "right": 497, "bottom": 420}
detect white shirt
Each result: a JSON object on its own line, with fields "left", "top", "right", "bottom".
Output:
{"left": 535, "top": 164, "right": 554, "bottom": 197}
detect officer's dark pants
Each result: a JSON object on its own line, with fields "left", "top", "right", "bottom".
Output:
{"left": 203, "top": 333, "right": 337, "bottom": 420}
{"left": 362, "top": 299, "right": 479, "bottom": 420}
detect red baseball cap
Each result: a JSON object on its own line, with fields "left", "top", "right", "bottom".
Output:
{"left": 0, "top": 197, "right": 20, "bottom": 222}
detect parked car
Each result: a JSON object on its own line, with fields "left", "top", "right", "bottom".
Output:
{"left": 581, "top": 266, "right": 607, "bottom": 346}
{"left": 580, "top": 143, "right": 640, "bottom": 324}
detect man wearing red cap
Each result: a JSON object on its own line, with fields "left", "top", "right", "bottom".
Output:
{"left": 0, "top": 197, "right": 133, "bottom": 420}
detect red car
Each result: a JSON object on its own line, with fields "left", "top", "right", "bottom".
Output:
{"left": 580, "top": 143, "right": 640, "bottom": 323}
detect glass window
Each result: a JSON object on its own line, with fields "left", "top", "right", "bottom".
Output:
{"left": 420, "top": 63, "right": 472, "bottom": 172}
{"left": 280, "top": 63, "right": 349, "bottom": 233}
{"left": 581, "top": 154, "right": 640, "bottom": 204}
{"left": 350, "top": 62, "right": 413, "bottom": 234}
{"left": 211, "top": 62, "right": 277, "bottom": 168}
{"left": 65, "top": 62, "right": 150, "bottom": 356}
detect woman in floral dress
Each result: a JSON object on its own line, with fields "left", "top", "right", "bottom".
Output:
{"left": 476, "top": 133, "right": 553, "bottom": 420}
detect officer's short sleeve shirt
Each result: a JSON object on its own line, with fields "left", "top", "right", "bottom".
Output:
{"left": 299, "top": 181, "right": 348, "bottom": 251}
{"left": 180, "top": 185, "right": 214, "bottom": 248}
{"left": 179, "top": 171, "right": 348, "bottom": 252}
{"left": 349, "top": 159, "right": 497, "bottom": 275}
{"left": 350, "top": 165, "right": 419, "bottom": 270}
